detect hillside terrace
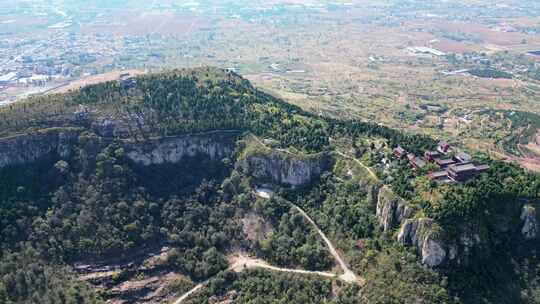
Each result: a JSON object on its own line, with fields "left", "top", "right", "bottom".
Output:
{"left": 394, "top": 142, "right": 489, "bottom": 183}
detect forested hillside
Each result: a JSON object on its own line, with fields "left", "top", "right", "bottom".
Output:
{"left": 0, "top": 68, "right": 539, "bottom": 304}
{"left": 0, "top": 68, "right": 434, "bottom": 154}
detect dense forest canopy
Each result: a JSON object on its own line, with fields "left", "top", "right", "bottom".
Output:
{"left": 0, "top": 68, "right": 538, "bottom": 304}
{"left": 0, "top": 68, "right": 435, "bottom": 154}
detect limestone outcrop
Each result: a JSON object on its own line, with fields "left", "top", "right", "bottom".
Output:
{"left": 376, "top": 186, "right": 416, "bottom": 233}
{"left": 0, "top": 128, "right": 239, "bottom": 170}
{"left": 0, "top": 128, "right": 80, "bottom": 168}
{"left": 239, "top": 149, "right": 332, "bottom": 187}
{"left": 125, "top": 132, "right": 239, "bottom": 166}
{"left": 397, "top": 218, "right": 447, "bottom": 267}
{"left": 521, "top": 204, "right": 538, "bottom": 240}
{"left": 373, "top": 185, "right": 487, "bottom": 268}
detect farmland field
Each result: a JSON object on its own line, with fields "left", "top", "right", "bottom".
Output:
{"left": 2, "top": 0, "right": 540, "bottom": 170}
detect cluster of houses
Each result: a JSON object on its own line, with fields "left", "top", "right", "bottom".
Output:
{"left": 393, "top": 142, "right": 489, "bottom": 183}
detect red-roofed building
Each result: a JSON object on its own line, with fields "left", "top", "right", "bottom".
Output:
{"left": 393, "top": 146, "right": 407, "bottom": 158}
{"left": 437, "top": 142, "right": 451, "bottom": 154}
{"left": 454, "top": 152, "right": 472, "bottom": 164}
{"left": 424, "top": 150, "right": 440, "bottom": 162}
{"left": 434, "top": 158, "right": 456, "bottom": 168}
{"left": 448, "top": 163, "right": 489, "bottom": 182}
{"left": 408, "top": 154, "right": 426, "bottom": 170}
{"left": 428, "top": 170, "right": 449, "bottom": 181}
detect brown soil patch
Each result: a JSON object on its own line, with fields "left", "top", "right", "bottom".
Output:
{"left": 108, "top": 272, "right": 187, "bottom": 304}
{"left": 51, "top": 69, "right": 145, "bottom": 94}
{"left": 79, "top": 270, "right": 120, "bottom": 281}
{"left": 433, "top": 39, "right": 477, "bottom": 53}
{"left": 76, "top": 247, "right": 189, "bottom": 304}
{"left": 518, "top": 157, "right": 540, "bottom": 173}
{"left": 81, "top": 12, "right": 211, "bottom": 37}
{"left": 434, "top": 21, "right": 530, "bottom": 46}
{"left": 490, "top": 78, "right": 517, "bottom": 86}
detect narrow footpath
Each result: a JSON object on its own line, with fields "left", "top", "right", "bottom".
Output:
{"left": 172, "top": 283, "right": 205, "bottom": 304}
{"left": 171, "top": 189, "right": 364, "bottom": 303}
{"left": 335, "top": 151, "right": 379, "bottom": 181}
{"left": 229, "top": 254, "right": 337, "bottom": 279}
{"left": 254, "top": 188, "right": 362, "bottom": 284}
{"left": 291, "top": 205, "right": 360, "bottom": 284}
{"left": 172, "top": 254, "right": 343, "bottom": 304}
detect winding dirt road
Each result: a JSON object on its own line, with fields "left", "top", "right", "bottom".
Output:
{"left": 229, "top": 254, "right": 337, "bottom": 279}
{"left": 172, "top": 254, "right": 342, "bottom": 304}
{"left": 172, "top": 283, "right": 205, "bottom": 304}
{"left": 290, "top": 205, "right": 360, "bottom": 283}
{"left": 335, "top": 151, "right": 379, "bottom": 181}
{"left": 171, "top": 189, "right": 363, "bottom": 303}
{"left": 253, "top": 188, "right": 362, "bottom": 284}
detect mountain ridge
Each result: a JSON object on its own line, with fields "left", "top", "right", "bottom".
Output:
{"left": 0, "top": 67, "right": 538, "bottom": 304}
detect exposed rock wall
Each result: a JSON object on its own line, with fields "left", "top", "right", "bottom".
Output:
{"left": 521, "top": 204, "right": 538, "bottom": 240}
{"left": 397, "top": 218, "right": 448, "bottom": 267}
{"left": 397, "top": 217, "right": 487, "bottom": 267}
{"left": 376, "top": 186, "right": 416, "bottom": 233}
{"left": 374, "top": 185, "right": 485, "bottom": 268}
{"left": 0, "top": 128, "right": 80, "bottom": 168}
{"left": 239, "top": 150, "right": 332, "bottom": 187}
{"left": 124, "top": 132, "right": 239, "bottom": 166}
{"left": 374, "top": 186, "right": 449, "bottom": 267}
{"left": 0, "top": 129, "right": 239, "bottom": 170}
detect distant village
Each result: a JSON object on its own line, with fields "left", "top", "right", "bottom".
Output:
{"left": 393, "top": 142, "right": 489, "bottom": 183}
{"left": 0, "top": 27, "right": 154, "bottom": 106}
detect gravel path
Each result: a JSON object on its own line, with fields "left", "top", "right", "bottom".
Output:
{"left": 171, "top": 187, "right": 364, "bottom": 303}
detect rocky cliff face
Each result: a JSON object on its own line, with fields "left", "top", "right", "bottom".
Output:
{"left": 374, "top": 186, "right": 448, "bottom": 267}
{"left": 397, "top": 218, "right": 448, "bottom": 267}
{"left": 374, "top": 185, "right": 485, "bottom": 268}
{"left": 0, "top": 128, "right": 239, "bottom": 171}
{"left": 376, "top": 186, "right": 416, "bottom": 233}
{"left": 0, "top": 128, "right": 80, "bottom": 169}
{"left": 239, "top": 150, "right": 332, "bottom": 187}
{"left": 386, "top": 195, "right": 538, "bottom": 268}
{"left": 397, "top": 217, "right": 487, "bottom": 267}
{"left": 125, "top": 132, "right": 238, "bottom": 166}
{"left": 521, "top": 204, "right": 538, "bottom": 240}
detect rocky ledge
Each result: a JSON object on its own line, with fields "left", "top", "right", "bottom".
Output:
{"left": 238, "top": 149, "right": 333, "bottom": 187}
{"left": 376, "top": 186, "right": 417, "bottom": 233}
{"left": 521, "top": 204, "right": 539, "bottom": 240}
{"left": 374, "top": 184, "right": 536, "bottom": 268}
{"left": 0, "top": 128, "right": 240, "bottom": 170}
{"left": 0, "top": 128, "right": 81, "bottom": 169}
{"left": 375, "top": 185, "right": 483, "bottom": 268}
{"left": 124, "top": 131, "right": 239, "bottom": 166}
